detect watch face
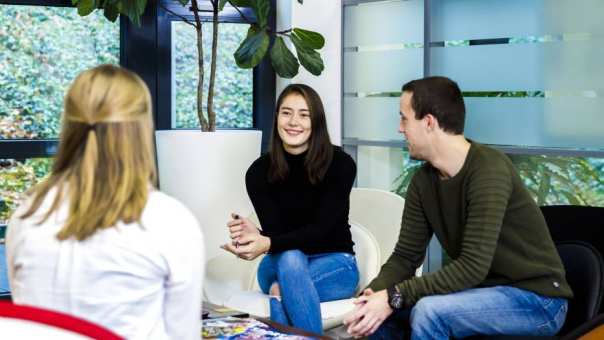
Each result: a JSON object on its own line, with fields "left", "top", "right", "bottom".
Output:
{"left": 390, "top": 294, "right": 404, "bottom": 309}
{"left": 388, "top": 287, "right": 404, "bottom": 309}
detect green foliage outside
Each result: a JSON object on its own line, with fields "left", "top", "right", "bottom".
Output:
{"left": 0, "top": 5, "right": 118, "bottom": 224}
{"left": 0, "top": 159, "right": 53, "bottom": 224}
{"left": 392, "top": 150, "right": 604, "bottom": 207}
{"left": 0, "top": 5, "right": 119, "bottom": 139}
{"left": 173, "top": 22, "right": 253, "bottom": 129}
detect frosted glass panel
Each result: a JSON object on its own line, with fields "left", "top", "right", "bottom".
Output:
{"left": 543, "top": 0, "right": 604, "bottom": 34}
{"left": 344, "top": 0, "right": 423, "bottom": 47}
{"left": 356, "top": 146, "right": 405, "bottom": 191}
{"left": 464, "top": 98, "right": 604, "bottom": 150}
{"left": 431, "top": 0, "right": 604, "bottom": 41}
{"left": 542, "top": 98, "right": 604, "bottom": 149}
{"left": 431, "top": 0, "right": 542, "bottom": 41}
{"left": 343, "top": 0, "right": 424, "bottom": 141}
{"left": 343, "top": 0, "right": 604, "bottom": 151}
{"left": 431, "top": 41, "right": 604, "bottom": 91}
{"left": 431, "top": 44, "right": 542, "bottom": 90}
{"left": 344, "top": 49, "right": 423, "bottom": 93}
{"left": 430, "top": 0, "right": 604, "bottom": 151}
{"left": 464, "top": 98, "right": 545, "bottom": 146}
{"left": 344, "top": 98, "right": 401, "bottom": 141}
{"left": 541, "top": 40, "right": 604, "bottom": 91}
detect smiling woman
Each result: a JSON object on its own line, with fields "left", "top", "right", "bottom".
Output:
{"left": 222, "top": 84, "right": 360, "bottom": 335}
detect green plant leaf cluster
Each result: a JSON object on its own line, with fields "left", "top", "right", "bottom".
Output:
{"left": 0, "top": 158, "right": 53, "bottom": 225}
{"left": 508, "top": 154, "right": 604, "bottom": 206}
{"left": 229, "top": 0, "right": 325, "bottom": 78}
{"left": 72, "top": 0, "right": 326, "bottom": 131}
{"left": 391, "top": 149, "right": 604, "bottom": 208}
{"left": 72, "top": 0, "right": 147, "bottom": 24}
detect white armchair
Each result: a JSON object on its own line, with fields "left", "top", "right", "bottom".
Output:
{"left": 203, "top": 188, "right": 422, "bottom": 330}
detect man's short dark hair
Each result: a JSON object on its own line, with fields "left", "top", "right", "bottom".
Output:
{"left": 402, "top": 76, "right": 465, "bottom": 135}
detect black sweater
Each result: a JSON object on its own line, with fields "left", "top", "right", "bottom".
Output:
{"left": 245, "top": 146, "right": 357, "bottom": 255}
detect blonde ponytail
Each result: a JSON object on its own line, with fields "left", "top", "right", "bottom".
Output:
{"left": 20, "top": 65, "right": 156, "bottom": 241}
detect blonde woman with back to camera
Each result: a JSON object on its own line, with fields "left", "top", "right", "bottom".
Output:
{"left": 6, "top": 64, "right": 204, "bottom": 339}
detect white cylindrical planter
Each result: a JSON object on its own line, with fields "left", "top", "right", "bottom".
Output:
{"left": 155, "top": 130, "right": 262, "bottom": 260}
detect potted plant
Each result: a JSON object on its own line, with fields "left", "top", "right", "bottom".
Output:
{"left": 74, "top": 0, "right": 324, "bottom": 130}
{"left": 74, "top": 0, "right": 326, "bottom": 258}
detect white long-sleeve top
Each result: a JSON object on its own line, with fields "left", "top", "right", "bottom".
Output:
{"left": 6, "top": 188, "right": 204, "bottom": 340}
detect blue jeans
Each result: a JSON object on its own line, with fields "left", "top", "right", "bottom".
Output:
{"left": 370, "top": 286, "right": 568, "bottom": 340}
{"left": 257, "top": 250, "right": 359, "bottom": 335}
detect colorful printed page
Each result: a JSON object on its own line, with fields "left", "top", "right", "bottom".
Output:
{"left": 202, "top": 317, "right": 317, "bottom": 339}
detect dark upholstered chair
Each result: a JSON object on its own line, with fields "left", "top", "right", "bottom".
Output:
{"left": 562, "top": 313, "right": 604, "bottom": 339}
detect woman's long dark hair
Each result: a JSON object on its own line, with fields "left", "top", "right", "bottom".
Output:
{"left": 268, "top": 84, "right": 333, "bottom": 185}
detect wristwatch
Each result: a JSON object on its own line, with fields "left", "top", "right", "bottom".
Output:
{"left": 387, "top": 286, "right": 404, "bottom": 310}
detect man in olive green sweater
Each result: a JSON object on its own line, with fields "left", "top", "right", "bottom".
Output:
{"left": 344, "top": 76, "right": 572, "bottom": 339}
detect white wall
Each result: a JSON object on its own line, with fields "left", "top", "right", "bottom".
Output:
{"left": 276, "top": 0, "right": 343, "bottom": 145}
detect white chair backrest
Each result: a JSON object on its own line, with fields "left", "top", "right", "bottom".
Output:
{"left": 349, "top": 221, "right": 380, "bottom": 293}
{"left": 349, "top": 188, "right": 405, "bottom": 267}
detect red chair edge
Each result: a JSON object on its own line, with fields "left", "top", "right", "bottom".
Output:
{"left": 0, "top": 301, "right": 123, "bottom": 339}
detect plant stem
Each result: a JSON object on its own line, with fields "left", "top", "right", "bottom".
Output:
{"left": 191, "top": 0, "right": 208, "bottom": 131}
{"left": 207, "top": 0, "right": 219, "bottom": 131}
{"left": 227, "top": 1, "right": 253, "bottom": 25}
{"left": 271, "top": 28, "right": 292, "bottom": 34}
{"left": 157, "top": 2, "right": 196, "bottom": 29}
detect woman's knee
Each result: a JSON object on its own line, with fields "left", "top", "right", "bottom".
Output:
{"left": 277, "top": 250, "right": 307, "bottom": 274}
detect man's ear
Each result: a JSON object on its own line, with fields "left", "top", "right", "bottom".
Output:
{"left": 425, "top": 113, "right": 439, "bottom": 131}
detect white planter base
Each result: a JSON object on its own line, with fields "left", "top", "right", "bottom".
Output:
{"left": 155, "top": 130, "right": 262, "bottom": 259}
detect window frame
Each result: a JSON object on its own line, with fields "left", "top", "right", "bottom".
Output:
{"left": 0, "top": 0, "right": 277, "bottom": 230}
{"left": 0, "top": 0, "right": 277, "bottom": 159}
{"left": 155, "top": 0, "right": 276, "bottom": 151}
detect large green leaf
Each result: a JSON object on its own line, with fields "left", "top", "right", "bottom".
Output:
{"left": 76, "top": 0, "right": 97, "bottom": 16}
{"left": 246, "top": 24, "right": 260, "bottom": 38}
{"left": 103, "top": 1, "right": 120, "bottom": 22}
{"left": 230, "top": 0, "right": 253, "bottom": 7}
{"left": 270, "top": 37, "right": 299, "bottom": 78}
{"left": 252, "top": 0, "right": 270, "bottom": 29}
{"left": 234, "top": 29, "right": 269, "bottom": 68}
{"left": 219, "top": 0, "right": 229, "bottom": 10}
{"left": 291, "top": 34, "right": 324, "bottom": 76}
{"left": 117, "top": 0, "right": 147, "bottom": 26}
{"left": 292, "top": 28, "right": 324, "bottom": 49}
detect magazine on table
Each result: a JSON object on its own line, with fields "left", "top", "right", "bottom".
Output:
{"left": 202, "top": 317, "right": 317, "bottom": 339}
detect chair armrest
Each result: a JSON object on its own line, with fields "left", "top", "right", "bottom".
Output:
{"left": 203, "top": 253, "right": 263, "bottom": 305}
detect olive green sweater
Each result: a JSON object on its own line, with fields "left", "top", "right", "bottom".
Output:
{"left": 368, "top": 142, "right": 573, "bottom": 305}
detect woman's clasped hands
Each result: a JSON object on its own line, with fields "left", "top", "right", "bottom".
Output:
{"left": 221, "top": 213, "right": 271, "bottom": 260}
